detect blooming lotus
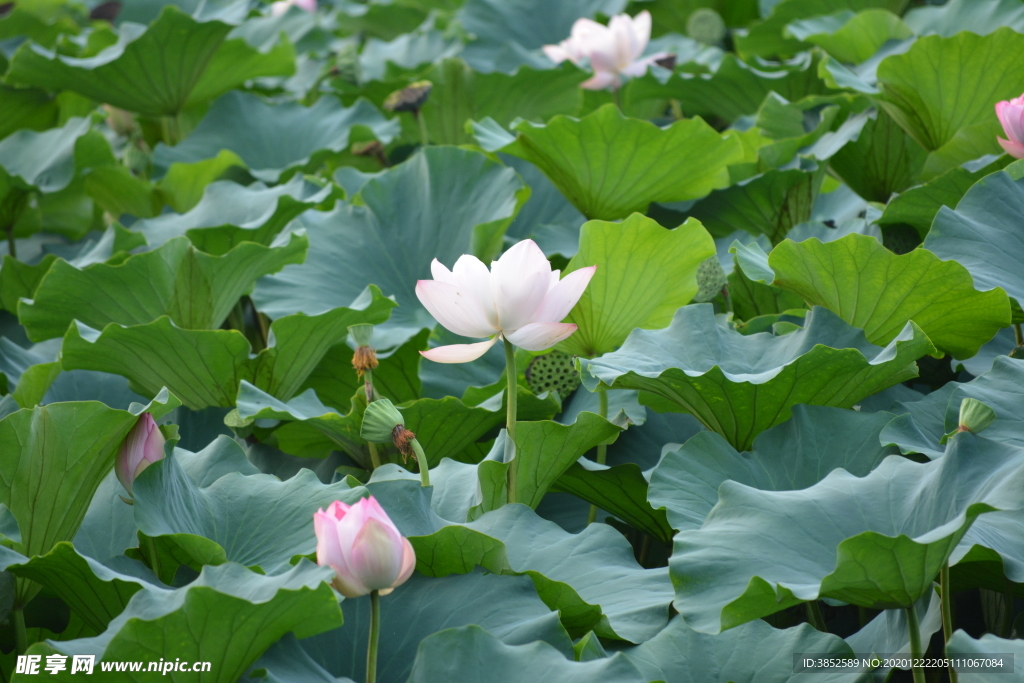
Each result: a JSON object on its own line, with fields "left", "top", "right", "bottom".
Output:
{"left": 115, "top": 413, "right": 166, "bottom": 496}
{"left": 996, "top": 94, "right": 1024, "bottom": 159}
{"left": 415, "top": 239, "right": 596, "bottom": 363}
{"left": 314, "top": 497, "right": 416, "bottom": 598}
{"left": 270, "top": 0, "right": 316, "bottom": 16}
{"left": 543, "top": 11, "right": 670, "bottom": 90}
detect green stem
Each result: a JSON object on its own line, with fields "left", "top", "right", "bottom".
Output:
{"left": 1014, "top": 323, "right": 1023, "bottom": 347}
{"left": 366, "top": 590, "right": 380, "bottom": 683}
{"left": 411, "top": 438, "right": 430, "bottom": 487}
{"left": 806, "top": 601, "right": 827, "bottom": 632}
{"left": 415, "top": 110, "right": 429, "bottom": 147}
{"left": 160, "top": 114, "right": 181, "bottom": 146}
{"left": 13, "top": 605, "right": 27, "bottom": 655}
{"left": 587, "top": 389, "right": 610, "bottom": 524}
{"left": 611, "top": 87, "right": 622, "bottom": 112}
{"left": 941, "top": 564, "right": 959, "bottom": 683}
{"left": 5, "top": 225, "right": 14, "bottom": 259}
{"left": 362, "top": 368, "right": 382, "bottom": 469}
{"left": 147, "top": 535, "right": 161, "bottom": 581}
{"left": 906, "top": 604, "right": 926, "bottom": 683}
{"left": 504, "top": 339, "right": 518, "bottom": 504}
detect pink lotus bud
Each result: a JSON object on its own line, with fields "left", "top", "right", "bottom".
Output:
{"left": 115, "top": 413, "right": 166, "bottom": 496}
{"left": 996, "top": 94, "right": 1024, "bottom": 159}
{"left": 415, "top": 239, "right": 596, "bottom": 363}
{"left": 314, "top": 496, "right": 416, "bottom": 598}
{"left": 270, "top": 0, "right": 315, "bottom": 16}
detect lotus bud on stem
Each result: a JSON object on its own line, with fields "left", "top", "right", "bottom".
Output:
{"left": 350, "top": 324, "right": 382, "bottom": 469}
{"left": 361, "top": 399, "right": 430, "bottom": 486}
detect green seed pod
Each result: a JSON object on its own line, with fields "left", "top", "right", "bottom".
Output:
{"left": 361, "top": 398, "right": 406, "bottom": 443}
{"left": 687, "top": 8, "right": 726, "bottom": 46}
{"left": 525, "top": 351, "right": 580, "bottom": 400}
{"left": 941, "top": 397, "right": 997, "bottom": 443}
{"left": 333, "top": 42, "right": 360, "bottom": 85}
{"left": 692, "top": 256, "right": 728, "bottom": 303}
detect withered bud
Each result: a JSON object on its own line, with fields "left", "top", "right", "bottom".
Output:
{"left": 351, "top": 140, "right": 384, "bottom": 157}
{"left": 90, "top": 1, "right": 122, "bottom": 21}
{"left": 654, "top": 54, "right": 677, "bottom": 71}
{"left": 103, "top": 104, "right": 136, "bottom": 137}
{"left": 383, "top": 81, "right": 433, "bottom": 113}
{"left": 391, "top": 425, "right": 417, "bottom": 459}
{"left": 352, "top": 345, "right": 379, "bottom": 375}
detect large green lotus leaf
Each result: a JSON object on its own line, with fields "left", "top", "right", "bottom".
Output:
{"left": 735, "top": 0, "right": 909, "bottom": 60}
{"left": 7, "top": 6, "right": 294, "bottom": 117}
{"left": 0, "top": 117, "right": 91, "bottom": 194}
{"left": 300, "top": 571, "right": 572, "bottom": 683}
{"left": 478, "top": 104, "right": 743, "bottom": 221}
{"left": 877, "top": 155, "right": 1011, "bottom": 239}
{"left": 132, "top": 453, "right": 365, "bottom": 573}
{"left": 830, "top": 107, "right": 928, "bottom": 203}
{"left": 686, "top": 162, "right": 828, "bottom": 245}
{"left": 59, "top": 286, "right": 396, "bottom": 410}
{"left": 881, "top": 357, "right": 1024, "bottom": 458}
{"left": 369, "top": 481, "right": 673, "bottom": 642}
{"left": 152, "top": 92, "right": 399, "bottom": 182}
{"left": 925, "top": 172, "right": 1024, "bottom": 315}
{"left": 579, "top": 304, "right": 932, "bottom": 450}
{"left": 874, "top": 28, "right": 1024, "bottom": 175}
{"left": 19, "top": 233, "right": 307, "bottom": 342}
{"left": 29, "top": 562, "right": 342, "bottom": 683}
{"left": 649, "top": 405, "right": 897, "bottom": 531}
{"left": 501, "top": 154, "right": 585, "bottom": 253}
{"left": 0, "top": 85, "right": 58, "bottom": 142}
{"left": 950, "top": 509, "right": 1024, "bottom": 597}
{"left": 670, "top": 433, "right": 1024, "bottom": 634}
{"left": 626, "top": 52, "right": 829, "bottom": 124}
{"left": 130, "top": 176, "right": 335, "bottom": 255}
{"left": 946, "top": 632, "right": 1024, "bottom": 683}
{"left": 241, "top": 634, "right": 351, "bottom": 683}
{"left": 556, "top": 214, "right": 714, "bottom": 358}
{"left": 0, "top": 337, "right": 59, "bottom": 408}
{"left": 622, "top": 616, "right": 862, "bottom": 683}
{"left": 253, "top": 147, "right": 527, "bottom": 347}
{"left": 553, "top": 461, "right": 673, "bottom": 543}
{"left": 0, "top": 543, "right": 157, "bottom": 634}
{"left": 785, "top": 9, "right": 912, "bottom": 64}
{"left": 903, "top": 0, "right": 1024, "bottom": 37}
{"left": 408, "top": 625, "right": 644, "bottom": 683}
{"left": 0, "top": 390, "right": 179, "bottom": 605}
{"left": 767, "top": 233, "right": 1011, "bottom": 358}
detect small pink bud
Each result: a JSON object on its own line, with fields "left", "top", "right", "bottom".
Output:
{"left": 996, "top": 94, "right": 1024, "bottom": 159}
{"left": 314, "top": 496, "right": 416, "bottom": 598}
{"left": 115, "top": 413, "right": 166, "bottom": 496}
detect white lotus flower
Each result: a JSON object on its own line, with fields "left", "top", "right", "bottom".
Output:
{"left": 270, "top": 0, "right": 316, "bottom": 16}
{"left": 415, "top": 240, "right": 596, "bottom": 363}
{"left": 543, "top": 11, "right": 670, "bottom": 90}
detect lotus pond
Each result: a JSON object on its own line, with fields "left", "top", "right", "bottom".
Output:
{"left": 1, "top": 0, "right": 1024, "bottom": 681}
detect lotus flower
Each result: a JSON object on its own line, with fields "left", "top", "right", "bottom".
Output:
{"left": 270, "top": 0, "right": 316, "bottom": 16}
{"left": 415, "top": 239, "right": 596, "bottom": 363}
{"left": 115, "top": 413, "right": 166, "bottom": 496}
{"left": 314, "top": 497, "right": 416, "bottom": 598}
{"left": 543, "top": 11, "right": 670, "bottom": 90}
{"left": 996, "top": 94, "right": 1024, "bottom": 159}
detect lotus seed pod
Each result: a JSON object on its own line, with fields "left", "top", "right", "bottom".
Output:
{"left": 384, "top": 81, "right": 433, "bottom": 113}
{"left": 692, "top": 256, "right": 728, "bottom": 303}
{"left": 361, "top": 399, "right": 406, "bottom": 443}
{"left": 333, "top": 42, "right": 360, "bottom": 85}
{"left": 957, "top": 398, "right": 997, "bottom": 435}
{"left": 525, "top": 351, "right": 581, "bottom": 400}
{"left": 687, "top": 8, "right": 726, "bottom": 46}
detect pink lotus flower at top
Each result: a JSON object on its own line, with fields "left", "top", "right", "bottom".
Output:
{"left": 415, "top": 239, "right": 596, "bottom": 363}
{"left": 270, "top": 0, "right": 316, "bottom": 17}
{"left": 115, "top": 413, "right": 166, "bottom": 496}
{"left": 314, "top": 497, "right": 416, "bottom": 598}
{"left": 996, "top": 94, "right": 1024, "bottom": 159}
{"left": 543, "top": 11, "right": 670, "bottom": 90}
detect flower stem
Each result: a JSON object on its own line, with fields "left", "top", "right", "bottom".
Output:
{"left": 587, "top": 389, "right": 609, "bottom": 524}
{"left": 940, "top": 563, "right": 959, "bottom": 683}
{"left": 13, "top": 604, "right": 27, "bottom": 654}
{"left": 906, "top": 604, "right": 926, "bottom": 683}
{"left": 415, "top": 110, "right": 429, "bottom": 147}
{"left": 364, "top": 368, "right": 382, "bottom": 469}
{"left": 611, "top": 87, "right": 622, "bottom": 112}
{"left": 504, "top": 339, "right": 518, "bottom": 504}
{"left": 1015, "top": 323, "right": 1023, "bottom": 347}
{"left": 366, "top": 590, "right": 380, "bottom": 683}
{"left": 5, "top": 225, "right": 15, "bottom": 259}
{"left": 147, "top": 535, "right": 161, "bottom": 581}
{"left": 411, "top": 438, "right": 430, "bottom": 487}
{"left": 806, "top": 600, "right": 827, "bottom": 632}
